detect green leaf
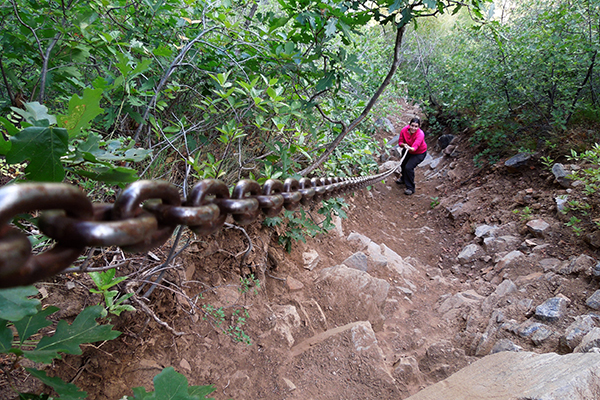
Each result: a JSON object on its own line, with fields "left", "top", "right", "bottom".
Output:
{"left": 0, "top": 287, "right": 39, "bottom": 321}
{"left": 128, "top": 367, "right": 216, "bottom": 400}
{"left": 57, "top": 88, "right": 104, "bottom": 138}
{"left": 0, "top": 320, "right": 13, "bottom": 353}
{"left": 25, "top": 368, "right": 87, "bottom": 399}
{"left": 74, "top": 165, "right": 139, "bottom": 185}
{"left": 24, "top": 305, "right": 121, "bottom": 364}
{"left": 6, "top": 126, "right": 68, "bottom": 182}
{"left": 11, "top": 102, "right": 57, "bottom": 125}
{"left": 315, "top": 72, "right": 334, "bottom": 92}
{"left": 13, "top": 306, "right": 59, "bottom": 345}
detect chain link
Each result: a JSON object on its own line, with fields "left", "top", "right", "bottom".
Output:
{"left": 0, "top": 166, "right": 399, "bottom": 288}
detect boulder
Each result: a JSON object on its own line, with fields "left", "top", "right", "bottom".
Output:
{"left": 406, "top": 351, "right": 600, "bottom": 400}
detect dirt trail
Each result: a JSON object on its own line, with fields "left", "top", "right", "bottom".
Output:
{"left": 3, "top": 100, "right": 594, "bottom": 400}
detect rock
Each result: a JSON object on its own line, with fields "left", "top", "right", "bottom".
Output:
{"left": 494, "top": 250, "right": 525, "bottom": 272}
{"left": 342, "top": 252, "right": 369, "bottom": 272}
{"left": 374, "top": 117, "right": 395, "bottom": 134}
{"left": 555, "top": 195, "right": 569, "bottom": 213}
{"left": 586, "top": 290, "right": 600, "bottom": 310}
{"left": 516, "top": 319, "right": 552, "bottom": 341}
{"left": 444, "top": 144, "right": 457, "bottom": 157}
{"left": 490, "top": 339, "right": 522, "bottom": 354}
{"left": 526, "top": 219, "right": 551, "bottom": 238}
{"left": 271, "top": 305, "right": 302, "bottom": 347}
{"left": 316, "top": 265, "right": 390, "bottom": 331}
{"left": 559, "top": 254, "right": 598, "bottom": 276}
{"left": 347, "top": 232, "right": 372, "bottom": 250}
{"left": 381, "top": 244, "right": 416, "bottom": 276}
{"left": 437, "top": 134, "right": 455, "bottom": 150}
{"left": 302, "top": 249, "right": 320, "bottom": 271}
{"left": 584, "top": 231, "right": 600, "bottom": 249}
{"left": 538, "top": 257, "right": 563, "bottom": 272}
{"left": 494, "top": 279, "right": 518, "bottom": 297}
{"left": 561, "top": 315, "right": 597, "bottom": 351}
{"left": 552, "top": 163, "right": 573, "bottom": 188}
{"left": 405, "top": 351, "right": 600, "bottom": 400}
{"left": 534, "top": 297, "right": 568, "bottom": 323}
{"left": 593, "top": 261, "right": 600, "bottom": 278}
{"left": 379, "top": 160, "right": 401, "bottom": 172}
{"left": 286, "top": 276, "right": 304, "bottom": 291}
{"left": 504, "top": 152, "right": 531, "bottom": 172}
{"left": 457, "top": 244, "right": 484, "bottom": 264}
{"left": 393, "top": 356, "right": 422, "bottom": 385}
{"left": 179, "top": 358, "right": 192, "bottom": 371}
{"left": 282, "top": 378, "right": 296, "bottom": 391}
{"left": 438, "top": 290, "right": 485, "bottom": 315}
{"left": 474, "top": 224, "right": 498, "bottom": 238}
{"left": 482, "top": 235, "right": 521, "bottom": 253}
{"left": 574, "top": 328, "right": 600, "bottom": 353}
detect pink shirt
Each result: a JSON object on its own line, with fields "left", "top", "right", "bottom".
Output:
{"left": 399, "top": 125, "right": 427, "bottom": 154}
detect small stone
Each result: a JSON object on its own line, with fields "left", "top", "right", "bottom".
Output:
{"left": 491, "top": 339, "right": 523, "bottom": 354}
{"left": 526, "top": 219, "right": 551, "bottom": 238}
{"left": 586, "top": 290, "right": 600, "bottom": 310}
{"left": 179, "top": 358, "right": 192, "bottom": 372}
{"left": 535, "top": 297, "right": 568, "bottom": 323}
{"left": 286, "top": 276, "right": 304, "bottom": 291}
{"left": 302, "top": 249, "right": 320, "bottom": 271}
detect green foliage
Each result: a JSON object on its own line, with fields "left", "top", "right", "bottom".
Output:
{"left": 567, "top": 143, "right": 600, "bottom": 196}
{"left": 565, "top": 216, "right": 583, "bottom": 236}
{"left": 513, "top": 206, "right": 533, "bottom": 221}
{"left": 89, "top": 269, "right": 136, "bottom": 317}
{"left": 0, "top": 287, "right": 121, "bottom": 398}
{"left": 265, "top": 197, "right": 347, "bottom": 252}
{"left": 430, "top": 196, "right": 440, "bottom": 208}
{"left": 127, "top": 367, "right": 215, "bottom": 400}
{"left": 201, "top": 304, "right": 252, "bottom": 345}
{"left": 540, "top": 156, "right": 554, "bottom": 170}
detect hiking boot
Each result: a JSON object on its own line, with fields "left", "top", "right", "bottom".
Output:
{"left": 395, "top": 179, "right": 405, "bottom": 185}
{"left": 404, "top": 189, "right": 414, "bottom": 195}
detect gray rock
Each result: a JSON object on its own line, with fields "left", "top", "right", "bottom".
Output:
{"left": 504, "top": 153, "right": 531, "bottom": 171}
{"left": 405, "top": 351, "right": 600, "bottom": 400}
{"left": 559, "top": 254, "right": 598, "bottom": 276}
{"left": 342, "top": 252, "right": 369, "bottom": 272}
{"left": 526, "top": 219, "right": 551, "bottom": 238}
{"left": 552, "top": 163, "right": 573, "bottom": 188}
{"left": 457, "top": 244, "right": 484, "bottom": 264}
{"left": 375, "top": 118, "right": 395, "bottom": 134}
{"left": 586, "top": 290, "right": 600, "bottom": 310}
{"left": 302, "top": 249, "right": 320, "bottom": 271}
{"left": 574, "top": 328, "right": 600, "bottom": 353}
{"left": 490, "top": 339, "right": 522, "bottom": 354}
{"left": 585, "top": 231, "right": 600, "bottom": 249}
{"left": 494, "top": 279, "right": 518, "bottom": 297}
{"left": 535, "top": 297, "right": 568, "bottom": 323}
{"left": 475, "top": 224, "right": 499, "bottom": 238}
{"left": 347, "top": 232, "right": 372, "bottom": 250}
{"left": 561, "top": 315, "right": 597, "bottom": 351}
{"left": 593, "top": 261, "right": 600, "bottom": 278}
{"left": 437, "top": 134, "right": 455, "bottom": 150}
{"left": 438, "top": 290, "right": 485, "bottom": 315}
{"left": 495, "top": 250, "right": 525, "bottom": 271}
{"left": 538, "top": 257, "right": 563, "bottom": 272}
{"left": 517, "top": 319, "right": 551, "bottom": 339}
{"left": 482, "top": 235, "right": 521, "bottom": 253}
{"left": 555, "top": 195, "right": 569, "bottom": 213}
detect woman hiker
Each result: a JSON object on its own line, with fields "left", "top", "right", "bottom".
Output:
{"left": 395, "top": 117, "right": 427, "bottom": 195}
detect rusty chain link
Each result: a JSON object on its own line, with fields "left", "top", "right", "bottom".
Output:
{"left": 0, "top": 165, "right": 401, "bottom": 288}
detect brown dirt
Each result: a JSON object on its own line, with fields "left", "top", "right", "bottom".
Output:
{"left": 1, "top": 100, "right": 598, "bottom": 399}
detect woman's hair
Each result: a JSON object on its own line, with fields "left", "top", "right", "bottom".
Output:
{"left": 409, "top": 117, "right": 421, "bottom": 126}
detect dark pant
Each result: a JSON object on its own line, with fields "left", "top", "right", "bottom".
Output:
{"left": 400, "top": 151, "right": 427, "bottom": 191}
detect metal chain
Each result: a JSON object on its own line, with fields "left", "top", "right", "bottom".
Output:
{"left": 0, "top": 164, "right": 401, "bottom": 289}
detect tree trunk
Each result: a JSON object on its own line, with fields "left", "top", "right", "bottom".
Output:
{"left": 299, "top": 25, "right": 406, "bottom": 176}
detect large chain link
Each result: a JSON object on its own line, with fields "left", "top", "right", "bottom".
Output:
{"left": 0, "top": 166, "right": 399, "bottom": 288}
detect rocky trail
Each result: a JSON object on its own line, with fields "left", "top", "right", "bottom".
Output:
{"left": 2, "top": 102, "right": 600, "bottom": 399}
